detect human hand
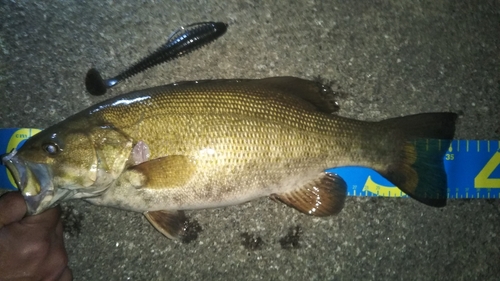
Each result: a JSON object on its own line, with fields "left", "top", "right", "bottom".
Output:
{"left": 0, "top": 192, "right": 72, "bottom": 281}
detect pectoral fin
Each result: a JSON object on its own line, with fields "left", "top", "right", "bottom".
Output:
{"left": 271, "top": 173, "right": 347, "bottom": 216}
{"left": 130, "top": 155, "right": 196, "bottom": 189}
{"left": 144, "top": 210, "right": 187, "bottom": 240}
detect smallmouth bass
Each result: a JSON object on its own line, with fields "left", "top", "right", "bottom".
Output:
{"left": 2, "top": 77, "right": 457, "bottom": 239}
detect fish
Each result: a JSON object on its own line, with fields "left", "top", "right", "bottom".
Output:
{"left": 2, "top": 77, "right": 457, "bottom": 239}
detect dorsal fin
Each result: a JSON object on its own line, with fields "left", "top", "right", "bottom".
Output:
{"left": 169, "top": 77, "right": 339, "bottom": 114}
{"left": 253, "top": 77, "right": 339, "bottom": 114}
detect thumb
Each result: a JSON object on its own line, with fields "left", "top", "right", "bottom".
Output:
{"left": 0, "top": 192, "right": 27, "bottom": 228}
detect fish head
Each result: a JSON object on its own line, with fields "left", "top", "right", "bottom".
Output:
{"left": 2, "top": 120, "right": 133, "bottom": 215}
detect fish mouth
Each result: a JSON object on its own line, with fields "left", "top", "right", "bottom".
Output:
{"left": 2, "top": 150, "right": 56, "bottom": 215}
{"left": 2, "top": 150, "right": 26, "bottom": 191}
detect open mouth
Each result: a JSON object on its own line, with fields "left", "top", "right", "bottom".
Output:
{"left": 2, "top": 149, "right": 27, "bottom": 191}
{"left": 2, "top": 150, "right": 56, "bottom": 214}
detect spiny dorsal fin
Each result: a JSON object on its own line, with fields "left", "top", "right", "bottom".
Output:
{"left": 254, "top": 77, "right": 339, "bottom": 114}
{"left": 270, "top": 173, "right": 347, "bottom": 216}
{"left": 171, "top": 77, "right": 339, "bottom": 114}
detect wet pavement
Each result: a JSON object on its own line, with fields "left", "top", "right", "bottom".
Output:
{"left": 1, "top": 1, "right": 499, "bottom": 280}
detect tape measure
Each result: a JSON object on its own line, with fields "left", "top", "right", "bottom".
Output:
{"left": 328, "top": 139, "right": 500, "bottom": 198}
{"left": 1, "top": 128, "right": 499, "bottom": 199}
{"left": 0, "top": 128, "right": 42, "bottom": 190}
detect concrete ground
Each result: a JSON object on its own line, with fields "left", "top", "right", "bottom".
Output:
{"left": 1, "top": 1, "right": 499, "bottom": 280}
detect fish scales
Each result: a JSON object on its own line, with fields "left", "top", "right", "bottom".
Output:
{"left": 2, "top": 77, "right": 456, "bottom": 239}
{"left": 85, "top": 81, "right": 388, "bottom": 211}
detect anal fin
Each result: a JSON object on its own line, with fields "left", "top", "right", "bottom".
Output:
{"left": 144, "top": 210, "right": 187, "bottom": 240}
{"left": 270, "top": 173, "right": 347, "bottom": 216}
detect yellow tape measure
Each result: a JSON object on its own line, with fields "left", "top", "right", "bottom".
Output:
{"left": 327, "top": 140, "right": 500, "bottom": 198}
{"left": 1, "top": 128, "right": 41, "bottom": 189}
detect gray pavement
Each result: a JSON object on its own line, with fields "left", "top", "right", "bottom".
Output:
{"left": 1, "top": 1, "right": 499, "bottom": 280}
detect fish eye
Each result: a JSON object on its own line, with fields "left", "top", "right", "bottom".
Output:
{"left": 42, "top": 142, "right": 61, "bottom": 156}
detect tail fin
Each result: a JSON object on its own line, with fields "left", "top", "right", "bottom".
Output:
{"left": 378, "top": 113, "right": 458, "bottom": 207}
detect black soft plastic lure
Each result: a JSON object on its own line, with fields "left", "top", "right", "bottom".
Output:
{"left": 85, "top": 21, "right": 227, "bottom": 96}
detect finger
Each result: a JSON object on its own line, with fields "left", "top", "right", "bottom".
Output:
{"left": 0, "top": 192, "right": 27, "bottom": 228}
{"left": 58, "top": 267, "right": 73, "bottom": 281}
{"left": 43, "top": 234, "right": 70, "bottom": 281}
{"left": 22, "top": 205, "right": 62, "bottom": 229}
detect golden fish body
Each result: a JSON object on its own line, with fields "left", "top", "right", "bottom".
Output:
{"left": 88, "top": 80, "right": 389, "bottom": 212}
{"left": 2, "top": 77, "right": 456, "bottom": 239}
